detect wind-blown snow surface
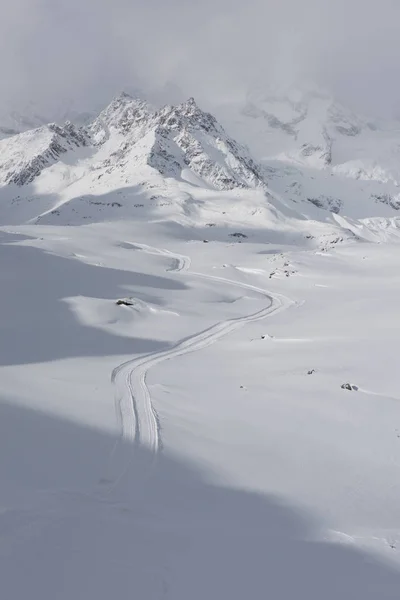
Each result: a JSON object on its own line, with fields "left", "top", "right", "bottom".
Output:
{"left": 1, "top": 93, "right": 400, "bottom": 598}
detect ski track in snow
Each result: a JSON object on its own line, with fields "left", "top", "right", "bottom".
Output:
{"left": 107, "top": 243, "right": 293, "bottom": 487}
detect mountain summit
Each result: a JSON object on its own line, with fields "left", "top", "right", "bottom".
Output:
{"left": 1, "top": 90, "right": 400, "bottom": 243}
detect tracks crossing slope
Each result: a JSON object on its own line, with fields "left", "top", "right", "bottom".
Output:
{"left": 107, "top": 243, "right": 292, "bottom": 486}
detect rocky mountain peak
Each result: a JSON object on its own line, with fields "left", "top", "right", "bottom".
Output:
{"left": 155, "top": 98, "right": 219, "bottom": 136}
{"left": 90, "top": 93, "right": 155, "bottom": 144}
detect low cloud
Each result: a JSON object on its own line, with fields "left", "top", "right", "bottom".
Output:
{"left": 1, "top": 0, "right": 399, "bottom": 118}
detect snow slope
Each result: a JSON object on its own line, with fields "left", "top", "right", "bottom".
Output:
{"left": 1, "top": 222, "right": 400, "bottom": 599}
{"left": 0, "top": 121, "right": 89, "bottom": 186}
{"left": 1, "top": 91, "right": 400, "bottom": 598}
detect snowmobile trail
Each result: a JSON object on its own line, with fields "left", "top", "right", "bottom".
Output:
{"left": 107, "top": 243, "right": 293, "bottom": 487}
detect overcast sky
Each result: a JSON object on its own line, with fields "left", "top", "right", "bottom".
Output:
{"left": 1, "top": 0, "right": 400, "bottom": 118}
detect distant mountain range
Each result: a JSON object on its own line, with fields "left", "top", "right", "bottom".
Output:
{"left": 1, "top": 86, "right": 400, "bottom": 245}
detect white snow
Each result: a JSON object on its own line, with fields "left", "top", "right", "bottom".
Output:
{"left": 1, "top": 92, "right": 400, "bottom": 598}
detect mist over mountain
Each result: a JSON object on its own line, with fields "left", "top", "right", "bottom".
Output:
{"left": 1, "top": 0, "right": 400, "bottom": 123}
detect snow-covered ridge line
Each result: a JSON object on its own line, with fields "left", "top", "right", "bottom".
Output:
{"left": 0, "top": 92, "right": 268, "bottom": 194}
{"left": 0, "top": 121, "right": 89, "bottom": 186}
{"left": 89, "top": 94, "right": 267, "bottom": 191}
{"left": 3, "top": 87, "right": 400, "bottom": 242}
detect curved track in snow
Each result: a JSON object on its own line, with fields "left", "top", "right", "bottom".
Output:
{"left": 109, "top": 243, "right": 292, "bottom": 483}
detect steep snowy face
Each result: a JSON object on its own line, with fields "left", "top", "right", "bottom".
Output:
{"left": 0, "top": 122, "right": 89, "bottom": 186}
{"left": 219, "top": 86, "right": 367, "bottom": 169}
{"left": 148, "top": 98, "right": 265, "bottom": 190}
{"left": 218, "top": 85, "right": 400, "bottom": 184}
{"left": 87, "top": 95, "right": 267, "bottom": 191}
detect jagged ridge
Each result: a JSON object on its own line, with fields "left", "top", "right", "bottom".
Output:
{"left": 0, "top": 122, "right": 89, "bottom": 186}
{"left": 89, "top": 94, "right": 268, "bottom": 191}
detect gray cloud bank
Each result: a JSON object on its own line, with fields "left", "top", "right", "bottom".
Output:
{"left": 1, "top": 0, "right": 399, "bottom": 118}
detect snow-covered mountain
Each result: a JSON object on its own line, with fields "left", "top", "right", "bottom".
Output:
{"left": 89, "top": 93, "right": 265, "bottom": 191}
{"left": 0, "top": 122, "right": 89, "bottom": 186}
{"left": 216, "top": 85, "right": 400, "bottom": 222}
{"left": 0, "top": 93, "right": 297, "bottom": 237}
{"left": 1, "top": 88, "right": 400, "bottom": 244}
{"left": 0, "top": 82, "right": 183, "bottom": 140}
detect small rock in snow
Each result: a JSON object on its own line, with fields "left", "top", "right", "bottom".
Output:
{"left": 116, "top": 298, "right": 135, "bottom": 306}
{"left": 341, "top": 383, "right": 358, "bottom": 391}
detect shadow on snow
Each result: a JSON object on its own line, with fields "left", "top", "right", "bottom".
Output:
{"left": 0, "top": 398, "right": 399, "bottom": 599}
{"left": 0, "top": 232, "right": 187, "bottom": 366}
